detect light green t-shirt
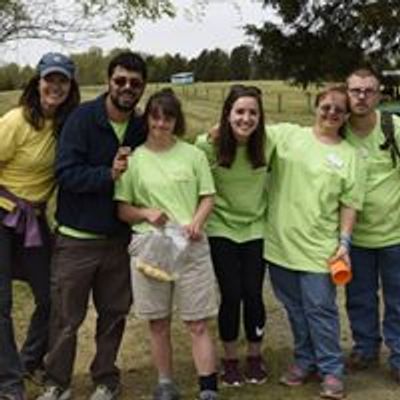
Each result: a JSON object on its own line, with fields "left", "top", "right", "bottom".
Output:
{"left": 264, "top": 123, "right": 364, "bottom": 273}
{"left": 109, "top": 120, "right": 128, "bottom": 144}
{"left": 345, "top": 112, "right": 400, "bottom": 247}
{"left": 114, "top": 140, "right": 215, "bottom": 233}
{"left": 195, "top": 133, "right": 267, "bottom": 242}
{"left": 57, "top": 120, "right": 128, "bottom": 239}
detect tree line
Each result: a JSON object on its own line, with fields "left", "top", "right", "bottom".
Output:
{"left": 1, "top": 1, "right": 400, "bottom": 90}
{"left": 0, "top": 44, "right": 264, "bottom": 91}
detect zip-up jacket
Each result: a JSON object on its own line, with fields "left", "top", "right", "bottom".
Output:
{"left": 55, "top": 94, "right": 146, "bottom": 236}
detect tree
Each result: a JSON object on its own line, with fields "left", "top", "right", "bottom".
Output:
{"left": 0, "top": 0, "right": 175, "bottom": 44}
{"left": 193, "top": 48, "right": 230, "bottom": 82}
{"left": 230, "top": 45, "right": 252, "bottom": 81}
{"left": 246, "top": 1, "right": 400, "bottom": 87}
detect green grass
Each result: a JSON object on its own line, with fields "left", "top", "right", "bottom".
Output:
{"left": 4, "top": 82, "right": 399, "bottom": 399}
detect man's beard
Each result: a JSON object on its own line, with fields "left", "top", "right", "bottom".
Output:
{"left": 110, "top": 91, "right": 137, "bottom": 113}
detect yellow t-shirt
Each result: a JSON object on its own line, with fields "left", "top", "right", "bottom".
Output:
{"left": 0, "top": 107, "right": 55, "bottom": 210}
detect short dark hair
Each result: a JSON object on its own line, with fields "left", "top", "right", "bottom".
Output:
{"left": 107, "top": 51, "right": 147, "bottom": 81}
{"left": 19, "top": 74, "right": 80, "bottom": 135}
{"left": 217, "top": 84, "right": 266, "bottom": 168}
{"left": 346, "top": 67, "right": 381, "bottom": 85}
{"left": 143, "top": 88, "right": 186, "bottom": 137}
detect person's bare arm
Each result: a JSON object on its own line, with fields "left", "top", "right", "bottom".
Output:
{"left": 184, "top": 195, "right": 215, "bottom": 240}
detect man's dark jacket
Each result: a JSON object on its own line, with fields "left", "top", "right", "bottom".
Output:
{"left": 55, "top": 94, "right": 146, "bottom": 236}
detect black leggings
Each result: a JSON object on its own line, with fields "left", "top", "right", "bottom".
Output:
{"left": 209, "top": 237, "right": 266, "bottom": 343}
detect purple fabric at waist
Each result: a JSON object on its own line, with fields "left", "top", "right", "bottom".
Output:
{"left": 0, "top": 186, "right": 46, "bottom": 247}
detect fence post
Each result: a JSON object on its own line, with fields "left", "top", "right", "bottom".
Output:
{"left": 277, "top": 93, "right": 282, "bottom": 113}
{"left": 306, "top": 92, "right": 312, "bottom": 113}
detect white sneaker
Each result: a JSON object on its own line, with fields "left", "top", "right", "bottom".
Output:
{"left": 36, "top": 386, "right": 71, "bottom": 400}
{"left": 89, "top": 385, "right": 121, "bottom": 400}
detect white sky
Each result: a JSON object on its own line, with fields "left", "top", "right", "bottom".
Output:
{"left": 1, "top": 0, "right": 268, "bottom": 66}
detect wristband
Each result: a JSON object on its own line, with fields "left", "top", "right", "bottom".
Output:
{"left": 339, "top": 233, "right": 352, "bottom": 252}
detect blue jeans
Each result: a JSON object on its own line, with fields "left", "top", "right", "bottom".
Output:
{"left": 346, "top": 244, "right": 400, "bottom": 369}
{"left": 0, "top": 209, "right": 51, "bottom": 393}
{"left": 269, "top": 263, "right": 344, "bottom": 378}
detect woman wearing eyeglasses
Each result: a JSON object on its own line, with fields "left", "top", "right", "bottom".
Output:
{"left": 195, "top": 85, "right": 268, "bottom": 387}
{"left": 0, "top": 52, "right": 79, "bottom": 400}
{"left": 265, "top": 85, "right": 364, "bottom": 400}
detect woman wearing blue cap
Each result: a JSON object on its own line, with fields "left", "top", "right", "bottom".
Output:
{"left": 0, "top": 52, "right": 80, "bottom": 400}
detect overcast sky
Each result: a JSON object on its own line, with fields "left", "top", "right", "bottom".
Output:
{"left": 2, "top": 0, "right": 269, "bottom": 66}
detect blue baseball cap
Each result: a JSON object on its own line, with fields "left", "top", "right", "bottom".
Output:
{"left": 37, "top": 52, "right": 75, "bottom": 79}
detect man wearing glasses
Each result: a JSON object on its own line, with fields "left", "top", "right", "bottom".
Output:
{"left": 345, "top": 68, "right": 400, "bottom": 383}
{"left": 37, "top": 52, "right": 147, "bottom": 400}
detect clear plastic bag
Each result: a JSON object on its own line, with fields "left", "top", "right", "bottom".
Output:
{"left": 128, "top": 223, "right": 190, "bottom": 282}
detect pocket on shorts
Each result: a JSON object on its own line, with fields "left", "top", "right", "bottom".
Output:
{"left": 128, "top": 233, "right": 147, "bottom": 257}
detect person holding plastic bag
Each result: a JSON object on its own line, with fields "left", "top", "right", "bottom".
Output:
{"left": 115, "top": 88, "right": 219, "bottom": 400}
{"left": 195, "top": 85, "right": 268, "bottom": 386}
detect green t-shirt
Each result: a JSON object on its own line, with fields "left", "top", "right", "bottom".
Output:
{"left": 345, "top": 112, "right": 400, "bottom": 247}
{"left": 264, "top": 123, "right": 364, "bottom": 273}
{"left": 109, "top": 120, "right": 128, "bottom": 144}
{"left": 195, "top": 133, "right": 267, "bottom": 242}
{"left": 114, "top": 140, "right": 215, "bottom": 233}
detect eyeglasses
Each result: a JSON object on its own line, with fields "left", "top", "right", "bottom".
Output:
{"left": 112, "top": 76, "right": 144, "bottom": 89}
{"left": 319, "top": 104, "right": 347, "bottom": 115}
{"left": 347, "top": 87, "right": 378, "bottom": 98}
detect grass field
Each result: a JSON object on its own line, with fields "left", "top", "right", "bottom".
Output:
{"left": 3, "top": 81, "right": 399, "bottom": 400}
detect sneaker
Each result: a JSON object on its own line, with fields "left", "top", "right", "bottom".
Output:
{"left": 279, "top": 364, "right": 317, "bottom": 387}
{"left": 198, "top": 390, "right": 217, "bottom": 400}
{"left": 391, "top": 368, "right": 400, "bottom": 383}
{"left": 0, "top": 391, "right": 26, "bottom": 400}
{"left": 220, "top": 359, "right": 244, "bottom": 387}
{"left": 345, "top": 352, "right": 379, "bottom": 372}
{"left": 24, "top": 367, "right": 46, "bottom": 386}
{"left": 320, "top": 375, "right": 345, "bottom": 400}
{"left": 244, "top": 356, "right": 268, "bottom": 384}
{"left": 89, "top": 385, "right": 121, "bottom": 400}
{"left": 153, "top": 382, "right": 180, "bottom": 400}
{"left": 36, "top": 385, "right": 71, "bottom": 400}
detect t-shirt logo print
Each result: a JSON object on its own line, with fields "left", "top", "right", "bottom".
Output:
{"left": 326, "top": 153, "right": 344, "bottom": 170}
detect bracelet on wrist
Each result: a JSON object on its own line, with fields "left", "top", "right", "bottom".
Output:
{"left": 339, "top": 233, "right": 352, "bottom": 251}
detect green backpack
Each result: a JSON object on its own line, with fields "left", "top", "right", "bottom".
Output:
{"left": 380, "top": 111, "right": 400, "bottom": 167}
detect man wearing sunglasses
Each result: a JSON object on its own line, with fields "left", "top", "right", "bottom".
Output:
{"left": 344, "top": 68, "right": 400, "bottom": 384}
{"left": 37, "top": 52, "right": 147, "bottom": 400}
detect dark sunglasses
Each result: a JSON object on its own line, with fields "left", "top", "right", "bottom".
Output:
{"left": 112, "top": 76, "right": 144, "bottom": 89}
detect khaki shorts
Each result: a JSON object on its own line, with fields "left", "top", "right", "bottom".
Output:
{"left": 130, "top": 233, "right": 218, "bottom": 321}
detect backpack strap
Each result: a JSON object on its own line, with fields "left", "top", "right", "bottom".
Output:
{"left": 380, "top": 111, "right": 400, "bottom": 167}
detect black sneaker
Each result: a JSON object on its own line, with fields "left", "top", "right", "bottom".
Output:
{"left": 345, "top": 352, "right": 379, "bottom": 372}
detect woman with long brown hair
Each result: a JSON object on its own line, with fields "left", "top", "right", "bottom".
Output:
{"left": 0, "top": 52, "right": 80, "bottom": 400}
{"left": 196, "top": 85, "right": 268, "bottom": 386}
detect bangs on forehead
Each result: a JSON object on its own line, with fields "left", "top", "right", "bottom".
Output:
{"left": 149, "top": 98, "right": 178, "bottom": 119}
